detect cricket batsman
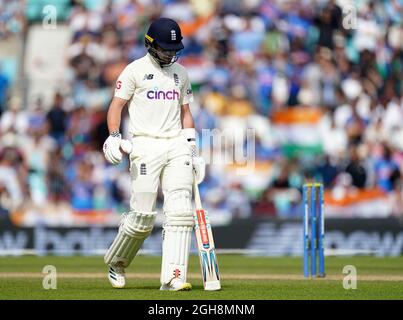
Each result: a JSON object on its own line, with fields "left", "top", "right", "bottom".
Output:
{"left": 102, "top": 18, "right": 205, "bottom": 291}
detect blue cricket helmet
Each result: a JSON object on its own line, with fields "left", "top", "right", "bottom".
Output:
{"left": 145, "top": 17, "right": 184, "bottom": 51}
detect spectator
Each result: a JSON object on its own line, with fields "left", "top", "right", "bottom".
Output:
{"left": 0, "top": 96, "right": 28, "bottom": 135}
{"left": 252, "top": 186, "right": 276, "bottom": 217}
{"left": 314, "top": 7, "right": 337, "bottom": 49}
{"left": 47, "top": 147, "right": 69, "bottom": 202}
{"left": 0, "top": 182, "right": 13, "bottom": 226}
{"left": 0, "top": 147, "right": 24, "bottom": 210}
{"left": 0, "top": 0, "right": 25, "bottom": 39}
{"left": 316, "top": 155, "right": 339, "bottom": 188}
{"left": 374, "top": 145, "right": 401, "bottom": 193}
{"left": 23, "top": 128, "right": 56, "bottom": 205}
{"left": 0, "top": 63, "right": 9, "bottom": 116}
{"left": 0, "top": 182, "right": 11, "bottom": 209}
{"left": 389, "top": 178, "right": 403, "bottom": 219}
{"left": 321, "top": 112, "right": 348, "bottom": 159}
{"left": 345, "top": 146, "right": 367, "bottom": 189}
{"left": 46, "top": 92, "right": 68, "bottom": 144}
{"left": 70, "top": 160, "right": 95, "bottom": 210}
{"left": 226, "top": 182, "right": 252, "bottom": 219}
{"left": 345, "top": 99, "right": 369, "bottom": 145}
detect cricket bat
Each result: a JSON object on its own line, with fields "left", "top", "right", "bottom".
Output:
{"left": 193, "top": 174, "right": 221, "bottom": 291}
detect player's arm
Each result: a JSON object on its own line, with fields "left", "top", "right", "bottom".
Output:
{"left": 103, "top": 65, "right": 135, "bottom": 164}
{"left": 180, "top": 70, "right": 194, "bottom": 129}
{"left": 180, "top": 103, "right": 194, "bottom": 129}
{"left": 107, "top": 97, "right": 127, "bottom": 134}
{"left": 103, "top": 97, "right": 131, "bottom": 164}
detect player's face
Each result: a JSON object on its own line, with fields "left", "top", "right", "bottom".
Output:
{"left": 155, "top": 45, "right": 179, "bottom": 65}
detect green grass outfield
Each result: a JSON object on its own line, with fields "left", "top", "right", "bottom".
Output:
{"left": 0, "top": 255, "right": 402, "bottom": 300}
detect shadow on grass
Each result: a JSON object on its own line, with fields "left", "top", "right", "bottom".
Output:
{"left": 105, "top": 284, "right": 206, "bottom": 291}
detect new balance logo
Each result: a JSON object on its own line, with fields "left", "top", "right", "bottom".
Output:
{"left": 143, "top": 74, "right": 154, "bottom": 80}
{"left": 171, "top": 30, "right": 176, "bottom": 41}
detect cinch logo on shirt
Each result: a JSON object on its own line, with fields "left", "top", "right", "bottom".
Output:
{"left": 146, "top": 89, "right": 180, "bottom": 100}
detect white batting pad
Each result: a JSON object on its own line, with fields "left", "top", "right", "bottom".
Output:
{"left": 160, "top": 211, "right": 194, "bottom": 285}
{"left": 104, "top": 211, "right": 156, "bottom": 268}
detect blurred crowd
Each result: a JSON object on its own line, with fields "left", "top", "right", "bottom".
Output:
{"left": 0, "top": 0, "right": 402, "bottom": 225}
{"left": 0, "top": 0, "right": 25, "bottom": 39}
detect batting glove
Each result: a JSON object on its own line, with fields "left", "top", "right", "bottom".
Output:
{"left": 182, "top": 128, "right": 205, "bottom": 184}
{"left": 192, "top": 156, "right": 206, "bottom": 184}
{"left": 103, "top": 132, "right": 123, "bottom": 165}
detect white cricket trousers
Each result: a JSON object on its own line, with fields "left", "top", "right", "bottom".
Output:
{"left": 128, "top": 134, "right": 194, "bottom": 213}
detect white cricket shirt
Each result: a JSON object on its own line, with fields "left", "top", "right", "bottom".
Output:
{"left": 114, "top": 53, "right": 194, "bottom": 138}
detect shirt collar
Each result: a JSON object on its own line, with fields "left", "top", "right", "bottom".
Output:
{"left": 146, "top": 53, "right": 162, "bottom": 68}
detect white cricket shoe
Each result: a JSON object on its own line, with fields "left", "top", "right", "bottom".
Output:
{"left": 108, "top": 266, "right": 126, "bottom": 288}
{"left": 160, "top": 278, "right": 192, "bottom": 291}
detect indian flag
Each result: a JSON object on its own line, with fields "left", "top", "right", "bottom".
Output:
{"left": 324, "top": 188, "right": 391, "bottom": 218}
{"left": 272, "top": 107, "right": 323, "bottom": 157}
